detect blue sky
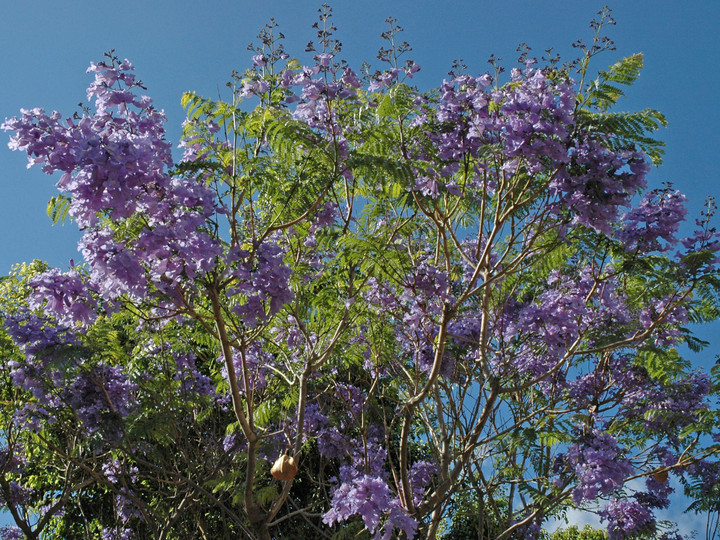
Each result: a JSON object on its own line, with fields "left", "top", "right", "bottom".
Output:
{"left": 1, "top": 0, "right": 718, "bottom": 534}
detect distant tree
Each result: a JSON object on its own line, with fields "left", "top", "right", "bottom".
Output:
{"left": 548, "top": 525, "right": 607, "bottom": 540}
{"left": 1, "top": 6, "right": 719, "bottom": 539}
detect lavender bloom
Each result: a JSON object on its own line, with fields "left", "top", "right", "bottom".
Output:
{"left": 335, "top": 383, "right": 367, "bottom": 419}
{"left": 29, "top": 268, "right": 98, "bottom": 326}
{"left": 617, "top": 188, "right": 687, "bottom": 252}
{"left": 79, "top": 226, "right": 147, "bottom": 302}
{"left": 101, "top": 528, "right": 134, "bottom": 540}
{"left": 551, "top": 140, "right": 649, "bottom": 235}
{"left": 317, "top": 427, "right": 350, "bottom": 459}
{"left": 409, "top": 460, "right": 437, "bottom": 506}
{"left": 504, "top": 267, "right": 594, "bottom": 379}
{"left": 323, "top": 473, "right": 392, "bottom": 532}
{"left": 0, "top": 481, "right": 33, "bottom": 507}
{"left": 602, "top": 498, "right": 655, "bottom": 540}
{"left": 218, "top": 341, "right": 271, "bottom": 394}
{"left": 302, "top": 402, "right": 329, "bottom": 437}
{"left": 66, "top": 364, "right": 137, "bottom": 436}
{"left": 5, "top": 58, "right": 222, "bottom": 305}
{"left": 321, "top": 435, "right": 417, "bottom": 538}
{"left": 323, "top": 472, "right": 416, "bottom": 539}
{"left": 0, "top": 526, "right": 24, "bottom": 540}
{"left": 174, "top": 353, "right": 216, "bottom": 400}
{"left": 566, "top": 430, "right": 633, "bottom": 503}
{"left": 102, "top": 458, "right": 138, "bottom": 485}
{"left": 227, "top": 240, "right": 293, "bottom": 327}
{"left": 314, "top": 53, "right": 333, "bottom": 67}
{"left": 5, "top": 312, "right": 78, "bottom": 412}
{"left": 621, "top": 371, "right": 710, "bottom": 435}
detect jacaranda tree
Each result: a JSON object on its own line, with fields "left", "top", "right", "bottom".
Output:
{"left": 1, "top": 6, "right": 719, "bottom": 539}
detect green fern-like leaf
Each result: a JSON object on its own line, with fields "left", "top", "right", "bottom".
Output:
{"left": 577, "top": 108, "right": 667, "bottom": 165}
{"left": 47, "top": 195, "right": 71, "bottom": 225}
{"left": 586, "top": 53, "right": 644, "bottom": 111}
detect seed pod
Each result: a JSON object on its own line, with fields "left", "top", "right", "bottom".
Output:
{"left": 652, "top": 468, "right": 669, "bottom": 483}
{"left": 271, "top": 452, "right": 298, "bottom": 481}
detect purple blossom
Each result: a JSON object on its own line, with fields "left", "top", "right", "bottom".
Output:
{"left": 566, "top": 430, "right": 633, "bottom": 503}
{"left": 617, "top": 188, "right": 687, "bottom": 252}
{"left": 66, "top": 364, "right": 137, "bottom": 436}
{"left": 102, "top": 528, "right": 134, "bottom": 540}
{"left": 602, "top": 498, "right": 655, "bottom": 540}
{"left": 551, "top": 140, "right": 649, "bottom": 235}
{"left": 79, "top": 230, "right": 147, "bottom": 301}
{"left": 323, "top": 473, "right": 392, "bottom": 532}
{"left": 0, "top": 526, "right": 24, "bottom": 540}
{"left": 174, "top": 353, "right": 216, "bottom": 399}
{"left": 409, "top": 460, "right": 437, "bottom": 506}
{"left": 335, "top": 383, "right": 367, "bottom": 419}
{"left": 321, "top": 434, "right": 417, "bottom": 538}
{"left": 635, "top": 475, "right": 672, "bottom": 510}
{"left": 621, "top": 371, "right": 710, "bottom": 435}
{"left": 218, "top": 341, "right": 272, "bottom": 394}
{"left": 317, "top": 427, "right": 350, "bottom": 459}
{"left": 0, "top": 481, "right": 33, "bottom": 507}
{"left": 29, "top": 268, "right": 98, "bottom": 326}
{"left": 5, "top": 58, "right": 222, "bottom": 307}
{"left": 314, "top": 53, "right": 333, "bottom": 67}
{"left": 323, "top": 472, "right": 416, "bottom": 539}
{"left": 302, "top": 401, "right": 329, "bottom": 437}
{"left": 341, "top": 67, "right": 362, "bottom": 88}
{"left": 227, "top": 240, "right": 293, "bottom": 327}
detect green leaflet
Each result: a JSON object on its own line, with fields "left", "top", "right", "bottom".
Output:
{"left": 46, "top": 194, "right": 71, "bottom": 225}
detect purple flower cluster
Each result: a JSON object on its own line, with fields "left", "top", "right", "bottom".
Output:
{"left": 218, "top": 341, "right": 271, "bottom": 394}
{"left": 278, "top": 53, "right": 362, "bottom": 170}
{"left": 0, "top": 526, "right": 24, "bottom": 540}
{"left": 566, "top": 430, "right": 633, "bottom": 504}
{"left": 101, "top": 528, "right": 134, "bottom": 540}
{"left": 302, "top": 401, "right": 329, "bottom": 436}
{"left": 5, "top": 312, "right": 78, "bottom": 413}
{"left": 102, "top": 458, "right": 138, "bottom": 485}
{"left": 28, "top": 268, "right": 97, "bottom": 327}
{"left": 173, "top": 352, "right": 216, "bottom": 400}
{"left": 3, "top": 309, "right": 137, "bottom": 437}
{"left": 316, "top": 426, "right": 350, "bottom": 459}
{"left": 635, "top": 475, "right": 672, "bottom": 510}
{"left": 227, "top": 240, "right": 293, "bottom": 328}
{"left": 0, "top": 481, "right": 33, "bottom": 508}
{"left": 322, "top": 438, "right": 417, "bottom": 539}
{"left": 334, "top": 383, "right": 367, "bottom": 419}
{"left": 601, "top": 498, "right": 654, "bottom": 540}
{"left": 395, "top": 260, "right": 454, "bottom": 374}
{"left": 621, "top": 371, "right": 710, "bottom": 436}
{"left": 409, "top": 460, "right": 437, "bottom": 506}
{"left": 497, "top": 67, "right": 576, "bottom": 171}
{"left": 552, "top": 139, "right": 649, "bottom": 235}
{"left": 3, "top": 58, "right": 222, "bottom": 305}
{"left": 66, "top": 364, "right": 137, "bottom": 436}
{"left": 509, "top": 268, "right": 593, "bottom": 377}
{"left": 617, "top": 188, "right": 687, "bottom": 253}
{"left": 430, "top": 67, "right": 574, "bottom": 169}
{"left": 407, "top": 67, "right": 575, "bottom": 200}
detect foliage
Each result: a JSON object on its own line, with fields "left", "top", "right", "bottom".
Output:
{"left": 1, "top": 6, "right": 719, "bottom": 540}
{"left": 548, "top": 525, "right": 608, "bottom": 540}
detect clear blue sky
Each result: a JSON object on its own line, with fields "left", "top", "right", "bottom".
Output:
{"left": 0, "top": 0, "right": 718, "bottom": 534}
